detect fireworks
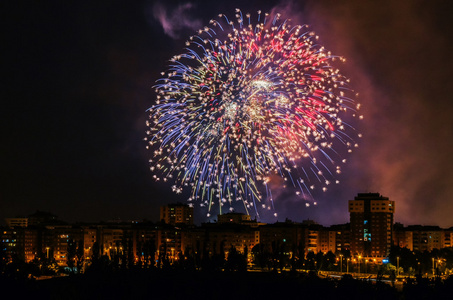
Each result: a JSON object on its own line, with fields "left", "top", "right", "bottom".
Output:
{"left": 145, "top": 9, "right": 361, "bottom": 217}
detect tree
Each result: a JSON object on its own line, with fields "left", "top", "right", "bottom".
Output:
{"left": 306, "top": 251, "right": 316, "bottom": 270}
{"left": 225, "top": 245, "right": 246, "bottom": 272}
{"left": 76, "top": 240, "right": 84, "bottom": 272}
{"left": 143, "top": 239, "right": 156, "bottom": 268}
{"left": 324, "top": 251, "right": 336, "bottom": 271}
{"left": 67, "top": 239, "right": 78, "bottom": 274}
{"left": 91, "top": 241, "right": 100, "bottom": 262}
{"left": 315, "top": 251, "right": 324, "bottom": 270}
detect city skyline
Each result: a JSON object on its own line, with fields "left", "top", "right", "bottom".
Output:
{"left": 2, "top": 193, "right": 453, "bottom": 230}
{"left": 3, "top": 0, "right": 453, "bottom": 227}
{"left": 2, "top": 197, "right": 453, "bottom": 270}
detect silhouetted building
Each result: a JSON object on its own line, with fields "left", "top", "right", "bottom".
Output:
{"left": 19, "top": 228, "right": 39, "bottom": 262}
{"left": 259, "top": 221, "right": 301, "bottom": 257}
{"left": 218, "top": 212, "right": 251, "bottom": 224}
{"left": 97, "top": 226, "right": 125, "bottom": 258}
{"left": 183, "top": 222, "right": 259, "bottom": 259}
{"left": 5, "top": 217, "right": 28, "bottom": 228}
{"left": 444, "top": 227, "right": 453, "bottom": 248}
{"left": 407, "top": 225, "right": 442, "bottom": 252}
{"left": 328, "top": 223, "right": 351, "bottom": 254}
{"left": 1, "top": 228, "right": 18, "bottom": 263}
{"left": 259, "top": 220, "right": 325, "bottom": 259}
{"left": 393, "top": 222, "right": 413, "bottom": 249}
{"left": 82, "top": 226, "right": 97, "bottom": 260}
{"left": 28, "top": 210, "right": 60, "bottom": 226}
{"left": 393, "top": 223, "right": 453, "bottom": 252}
{"left": 349, "top": 193, "right": 394, "bottom": 258}
{"left": 6, "top": 198, "right": 453, "bottom": 270}
{"left": 160, "top": 203, "right": 193, "bottom": 226}
{"left": 133, "top": 223, "right": 159, "bottom": 265}
{"left": 217, "top": 212, "right": 265, "bottom": 228}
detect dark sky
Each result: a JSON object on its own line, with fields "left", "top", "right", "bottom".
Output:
{"left": 2, "top": 0, "right": 453, "bottom": 227}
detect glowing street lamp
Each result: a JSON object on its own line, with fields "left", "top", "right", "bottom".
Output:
{"left": 358, "top": 255, "right": 361, "bottom": 274}
{"left": 435, "top": 258, "right": 442, "bottom": 276}
{"left": 339, "top": 254, "right": 343, "bottom": 273}
{"left": 171, "top": 248, "right": 175, "bottom": 263}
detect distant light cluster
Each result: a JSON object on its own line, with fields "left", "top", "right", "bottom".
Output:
{"left": 146, "top": 9, "right": 361, "bottom": 217}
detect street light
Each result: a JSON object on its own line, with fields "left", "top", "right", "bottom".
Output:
{"left": 339, "top": 254, "right": 343, "bottom": 273}
{"left": 347, "top": 258, "right": 350, "bottom": 274}
{"left": 436, "top": 258, "right": 442, "bottom": 276}
{"left": 358, "top": 255, "right": 361, "bottom": 274}
{"left": 397, "top": 257, "right": 400, "bottom": 277}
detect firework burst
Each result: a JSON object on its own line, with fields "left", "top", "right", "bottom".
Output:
{"left": 146, "top": 9, "right": 361, "bottom": 218}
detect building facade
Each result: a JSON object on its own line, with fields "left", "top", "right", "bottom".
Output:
{"left": 5, "top": 218, "right": 28, "bottom": 228}
{"left": 5, "top": 197, "right": 453, "bottom": 270}
{"left": 349, "top": 193, "right": 395, "bottom": 258}
{"left": 160, "top": 203, "right": 194, "bottom": 226}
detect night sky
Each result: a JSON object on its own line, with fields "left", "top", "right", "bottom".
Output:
{"left": 2, "top": 0, "right": 453, "bottom": 227}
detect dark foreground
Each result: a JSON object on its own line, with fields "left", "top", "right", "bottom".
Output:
{"left": 2, "top": 270, "right": 453, "bottom": 300}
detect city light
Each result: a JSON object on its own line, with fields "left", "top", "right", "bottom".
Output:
{"left": 1, "top": 200, "right": 453, "bottom": 281}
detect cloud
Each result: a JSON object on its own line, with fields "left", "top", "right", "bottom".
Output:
{"left": 152, "top": 2, "right": 202, "bottom": 39}
{"left": 268, "top": 0, "right": 304, "bottom": 23}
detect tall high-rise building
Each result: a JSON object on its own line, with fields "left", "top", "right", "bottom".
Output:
{"left": 349, "top": 193, "right": 395, "bottom": 258}
{"left": 160, "top": 203, "right": 194, "bottom": 226}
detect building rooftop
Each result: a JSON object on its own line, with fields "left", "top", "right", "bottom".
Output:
{"left": 354, "top": 193, "right": 390, "bottom": 200}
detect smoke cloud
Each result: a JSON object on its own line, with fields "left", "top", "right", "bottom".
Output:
{"left": 152, "top": 2, "right": 202, "bottom": 39}
{"left": 302, "top": 0, "right": 453, "bottom": 227}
